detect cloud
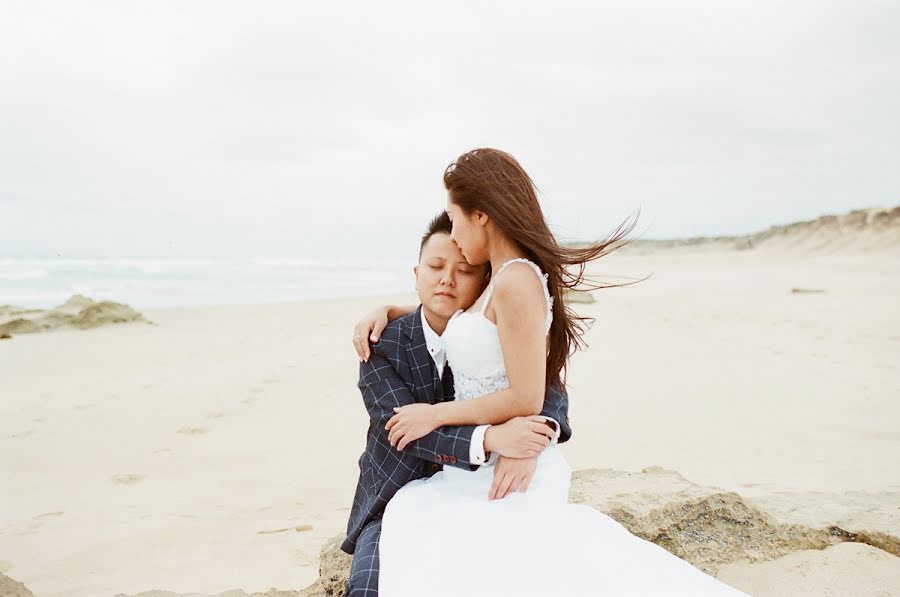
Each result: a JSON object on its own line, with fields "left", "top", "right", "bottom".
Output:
{"left": 1, "top": 0, "right": 898, "bottom": 257}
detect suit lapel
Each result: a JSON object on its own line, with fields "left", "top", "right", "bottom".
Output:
{"left": 404, "top": 306, "right": 440, "bottom": 403}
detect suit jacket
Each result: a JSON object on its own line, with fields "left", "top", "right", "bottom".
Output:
{"left": 341, "top": 305, "right": 572, "bottom": 554}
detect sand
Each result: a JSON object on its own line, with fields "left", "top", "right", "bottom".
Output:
{"left": 1, "top": 242, "right": 898, "bottom": 595}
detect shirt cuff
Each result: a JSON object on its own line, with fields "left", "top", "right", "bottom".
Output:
{"left": 470, "top": 424, "right": 491, "bottom": 465}
{"left": 542, "top": 417, "right": 561, "bottom": 446}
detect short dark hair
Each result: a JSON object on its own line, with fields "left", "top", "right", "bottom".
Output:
{"left": 418, "top": 211, "right": 491, "bottom": 279}
{"left": 418, "top": 211, "right": 453, "bottom": 259}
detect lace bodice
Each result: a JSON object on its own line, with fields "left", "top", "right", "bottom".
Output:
{"left": 442, "top": 258, "right": 554, "bottom": 401}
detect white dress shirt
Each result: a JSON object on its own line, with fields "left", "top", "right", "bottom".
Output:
{"left": 421, "top": 310, "right": 561, "bottom": 466}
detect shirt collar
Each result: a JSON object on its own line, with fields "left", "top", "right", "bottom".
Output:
{"left": 420, "top": 309, "right": 445, "bottom": 357}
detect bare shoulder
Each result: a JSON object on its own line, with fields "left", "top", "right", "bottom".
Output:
{"left": 492, "top": 261, "right": 547, "bottom": 311}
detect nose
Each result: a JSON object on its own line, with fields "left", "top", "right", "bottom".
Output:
{"left": 440, "top": 268, "right": 456, "bottom": 287}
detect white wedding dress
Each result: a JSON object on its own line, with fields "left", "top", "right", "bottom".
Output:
{"left": 379, "top": 258, "right": 746, "bottom": 596}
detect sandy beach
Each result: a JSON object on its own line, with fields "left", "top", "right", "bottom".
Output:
{"left": 2, "top": 228, "right": 899, "bottom": 595}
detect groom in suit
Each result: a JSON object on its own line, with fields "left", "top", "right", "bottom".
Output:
{"left": 342, "top": 212, "right": 573, "bottom": 596}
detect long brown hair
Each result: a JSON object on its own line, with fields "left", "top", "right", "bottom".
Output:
{"left": 443, "top": 148, "right": 639, "bottom": 387}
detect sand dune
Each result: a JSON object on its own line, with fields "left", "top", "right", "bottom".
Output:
{"left": 619, "top": 205, "right": 900, "bottom": 255}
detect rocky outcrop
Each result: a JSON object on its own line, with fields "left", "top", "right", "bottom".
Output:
{"left": 0, "top": 573, "right": 34, "bottom": 597}
{"left": 19, "top": 468, "right": 898, "bottom": 597}
{"left": 303, "top": 467, "right": 900, "bottom": 595}
{"left": 563, "top": 288, "right": 596, "bottom": 304}
{"left": 0, "top": 294, "right": 150, "bottom": 337}
{"left": 567, "top": 467, "right": 899, "bottom": 573}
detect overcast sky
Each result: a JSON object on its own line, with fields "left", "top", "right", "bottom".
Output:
{"left": 2, "top": 0, "right": 898, "bottom": 259}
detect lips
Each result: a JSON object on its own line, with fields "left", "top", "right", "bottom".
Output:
{"left": 435, "top": 292, "right": 456, "bottom": 299}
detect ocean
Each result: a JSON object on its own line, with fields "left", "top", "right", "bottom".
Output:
{"left": 0, "top": 257, "right": 413, "bottom": 310}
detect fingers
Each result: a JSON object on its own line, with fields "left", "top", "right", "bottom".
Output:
{"left": 529, "top": 421, "right": 555, "bottom": 440}
{"left": 519, "top": 474, "right": 531, "bottom": 493}
{"left": 494, "top": 471, "right": 515, "bottom": 501}
{"left": 502, "top": 476, "right": 524, "bottom": 499}
{"left": 489, "top": 470, "right": 504, "bottom": 500}
{"left": 389, "top": 426, "right": 403, "bottom": 448}
{"left": 353, "top": 331, "right": 366, "bottom": 360}
{"left": 528, "top": 438, "right": 550, "bottom": 452}
{"left": 364, "top": 322, "right": 378, "bottom": 361}
{"left": 353, "top": 320, "right": 380, "bottom": 361}
{"left": 397, "top": 435, "right": 410, "bottom": 451}
{"left": 371, "top": 319, "right": 387, "bottom": 346}
{"left": 354, "top": 321, "right": 375, "bottom": 361}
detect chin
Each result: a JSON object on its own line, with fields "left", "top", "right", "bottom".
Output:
{"left": 428, "top": 301, "right": 459, "bottom": 318}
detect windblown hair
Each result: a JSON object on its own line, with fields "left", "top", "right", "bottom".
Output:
{"left": 443, "top": 148, "right": 639, "bottom": 387}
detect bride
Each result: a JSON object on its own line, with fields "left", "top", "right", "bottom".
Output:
{"left": 369, "top": 148, "right": 746, "bottom": 596}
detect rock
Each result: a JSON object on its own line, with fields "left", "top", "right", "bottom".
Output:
{"left": 716, "top": 542, "right": 900, "bottom": 596}
{"left": 297, "top": 534, "right": 353, "bottom": 596}
{"left": 0, "top": 318, "right": 42, "bottom": 334}
{"left": 302, "top": 467, "right": 900, "bottom": 594}
{"left": 0, "top": 573, "right": 34, "bottom": 597}
{"left": 563, "top": 288, "right": 596, "bottom": 304}
{"left": 56, "top": 293, "right": 96, "bottom": 314}
{"left": 569, "top": 467, "right": 835, "bottom": 575}
{"left": 0, "top": 295, "right": 149, "bottom": 336}
{"left": 93, "top": 468, "right": 900, "bottom": 596}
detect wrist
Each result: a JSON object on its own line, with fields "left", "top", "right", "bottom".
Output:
{"left": 483, "top": 426, "right": 496, "bottom": 454}
{"left": 432, "top": 401, "right": 450, "bottom": 427}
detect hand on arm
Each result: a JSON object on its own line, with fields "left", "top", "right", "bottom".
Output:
{"left": 352, "top": 304, "right": 417, "bottom": 361}
{"left": 360, "top": 352, "right": 478, "bottom": 469}
{"left": 483, "top": 416, "right": 556, "bottom": 459}
{"left": 389, "top": 267, "right": 548, "bottom": 438}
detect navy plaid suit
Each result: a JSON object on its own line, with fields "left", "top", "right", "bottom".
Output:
{"left": 343, "top": 306, "right": 572, "bottom": 596}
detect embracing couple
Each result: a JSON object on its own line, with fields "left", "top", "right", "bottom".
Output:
{"left": 341, "top": 149, "right": 745, "bottom": 596}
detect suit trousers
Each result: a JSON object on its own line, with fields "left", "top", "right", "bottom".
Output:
{"left": 347, "top": 518, "right": 382, "bottom": 596}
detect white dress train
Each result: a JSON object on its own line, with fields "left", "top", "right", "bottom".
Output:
{"left": 378, "top": 258, "right": 746, "bottom": 596}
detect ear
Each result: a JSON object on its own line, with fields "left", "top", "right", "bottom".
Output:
{"left": 474, "top": 210, "right": 490, "bottom": 226}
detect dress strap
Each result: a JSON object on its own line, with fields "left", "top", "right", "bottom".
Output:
{"left": 480, "top": 258, "right": 554, "bottom": 331}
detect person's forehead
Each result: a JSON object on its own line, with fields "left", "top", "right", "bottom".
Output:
{"left": 422, "top": 233, "right": 467, "bottom": 262}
